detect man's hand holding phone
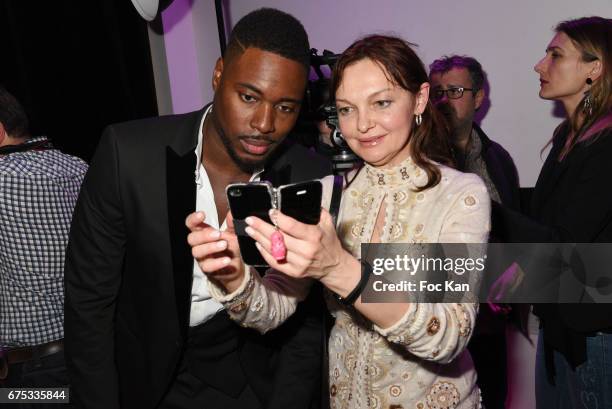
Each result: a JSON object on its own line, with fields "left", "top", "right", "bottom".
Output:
{"left": 186, "top": 211, "right": 246, "bottom": 294}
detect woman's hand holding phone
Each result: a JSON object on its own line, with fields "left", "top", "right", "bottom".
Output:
{"left": 186, "top": 211, "right": 246, "bottom": 293}
{"left": 244, "top": 208, "right": 352, "bottom": 285}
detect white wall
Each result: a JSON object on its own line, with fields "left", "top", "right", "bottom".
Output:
{"left": 158, "top": 0, "right": 612, "bottom": 186}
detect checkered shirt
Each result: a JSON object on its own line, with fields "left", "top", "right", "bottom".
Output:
{"left": 0, "top": 137, "right": 88, "bottom": 347}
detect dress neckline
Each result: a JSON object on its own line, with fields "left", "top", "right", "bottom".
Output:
{"left": 363, "top": 155, "right": 427, "bottom": 189}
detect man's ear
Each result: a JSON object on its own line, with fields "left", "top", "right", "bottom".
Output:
{"left": 474, "top": 88, "right": 485, "bottom": 111}
{"left": 212, "top": 57, "right": 224, "bottom": 91}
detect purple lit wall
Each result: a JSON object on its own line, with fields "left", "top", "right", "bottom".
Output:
{"left": 151, "top": 0, "right": 612, "bottom": 185}
{"left": 160, "top": 0, "right": 204, "bottom": 114}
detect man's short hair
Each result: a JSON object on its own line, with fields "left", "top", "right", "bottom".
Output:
{"left": 429, "top": 55, "right": 485, "bottom": 92}
{"left": 225, "top": 8, "right": 310, "bottom": 70}
{"left": 0, "top": 86, "right": 30, "bottom": 139}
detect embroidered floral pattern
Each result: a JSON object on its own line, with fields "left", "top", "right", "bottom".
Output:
{"left": 330, "top": 384, "right": 338, "bottom": 396}
{"left": 427, "top": 316, "right": 441, "bottom": 336}
{"left": 392, "top": 190, "right": 408, "bottom": 204}
{"left": 426, "top": 381, "right": 460, "bottom": 409}
{"left": 251, "top": 296, "right": 264, "bottom": 312}
{"left": 455, "top": 304, "right": 472, "bottom": 337}
{"left": 463, "top": 195, "right": 477, "bottom": 207}
{"left": 390, "top": 385, "right": 403, "bottom": 397}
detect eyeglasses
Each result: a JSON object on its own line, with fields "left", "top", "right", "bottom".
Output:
{"left": 431, "top": 87, "right": 475, "bottom": 101}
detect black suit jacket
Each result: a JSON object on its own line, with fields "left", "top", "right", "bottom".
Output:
{"left": 492, "top": 120, "right": 612, "bottom": 366}
{"left": 531, "top": 123, "right": 612, "bottom": 335}
{"left": 64, "top": 107, "right": 331, "bottom": 409}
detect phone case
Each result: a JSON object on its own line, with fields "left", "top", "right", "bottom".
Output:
{"left": 226, "top": 180, "right": 322, "bottom": 266}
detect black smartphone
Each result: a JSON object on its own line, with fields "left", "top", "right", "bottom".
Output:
{"left": 226, "top": 182, "right": 273, "bottom": 267}
{"left": 278, "top": 181, "right": 322, "bottom": 225}
{"left": 226, "top": 180, "right": 323, "bottom": 266}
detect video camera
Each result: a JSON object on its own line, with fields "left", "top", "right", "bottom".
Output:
{"left": 300, "top": 49, "right": 360, "bottom": 174}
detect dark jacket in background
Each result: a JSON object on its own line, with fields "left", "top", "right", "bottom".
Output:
{"left": 531, "top": 121, "right": 612, "bottom": 368}
{"left": 491, "top": 117, "right": 612, "bottom": 367}
{"left": 474, "top": 123, "right": 521, "bottom": 213}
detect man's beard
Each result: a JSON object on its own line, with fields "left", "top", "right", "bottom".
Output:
{"left": 213, "top": 115, "right": 271, "bottom": 174}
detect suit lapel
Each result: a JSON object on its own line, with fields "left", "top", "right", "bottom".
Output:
{"left": 166, "top": 148, "right": 196, "bottom": 338}
{"left": 166, "top": 107, "right": 206, "bottom": 338}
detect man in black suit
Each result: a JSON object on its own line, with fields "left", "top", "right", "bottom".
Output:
{"left": 64, "top": 8, "right": 330, "bottom": 409}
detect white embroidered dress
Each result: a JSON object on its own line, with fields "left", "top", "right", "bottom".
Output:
{"left": 209, "top": 156, "right": 490, "bottom": 409}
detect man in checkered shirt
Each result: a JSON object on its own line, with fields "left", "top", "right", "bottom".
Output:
{"left": 0, "top": 86, "right": 87, "bottom": 393}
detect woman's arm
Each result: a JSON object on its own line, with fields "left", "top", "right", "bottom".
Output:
{"left": 207, "top": 266, "right": 313, "bottom": 333}
{"left": 372, "top": 175, "right": 490, "bottom": 363}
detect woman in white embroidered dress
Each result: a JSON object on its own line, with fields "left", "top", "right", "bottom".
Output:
{"left": 187, "top": 35, "right": 490, "bottom": 409}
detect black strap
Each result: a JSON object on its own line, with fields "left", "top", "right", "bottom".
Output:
{"left": 329, "top": 174, "right": 343, "bottom": 227}
{"left": 320, "top": 174, "right": 343, "bottom": 409}
{"left": 333, "top": 261, "right": 373, "bottom": 306}
{"left": 320, "top": 286, "right": 331, "bottom": 409}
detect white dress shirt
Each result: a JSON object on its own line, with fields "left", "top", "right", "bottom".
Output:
{"left": 189, "top": 105, "right": 263, "bottom": 326}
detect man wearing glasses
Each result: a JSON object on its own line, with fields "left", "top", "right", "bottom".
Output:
{"left": 429, "top": 55, "right": 519, "bottom": 209}
{"left": 429, "top": 55, "right": 521, "bottom": 409}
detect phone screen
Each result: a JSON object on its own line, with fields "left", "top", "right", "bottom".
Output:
{"left": 226, "top": 183, "right": 272, "bottom": 266}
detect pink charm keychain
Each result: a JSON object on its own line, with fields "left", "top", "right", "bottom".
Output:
{"left": 271, "top": 230, "right": 286, "bottom": 261}
{"left": 270, "top": 210, "right": 286, "bottom": 261}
